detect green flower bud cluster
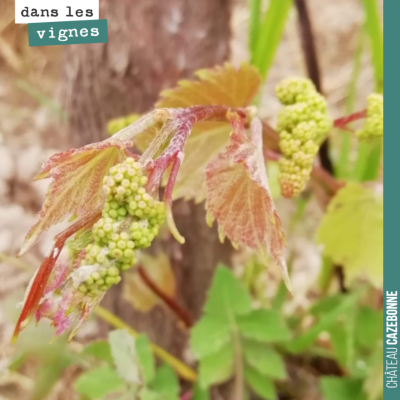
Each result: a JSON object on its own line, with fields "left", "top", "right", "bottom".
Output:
{"left": 356, "top": 93, "right": 383, "bottom": 140}
{"left": 275, "top": 77, "right": 332, "bottom": 197}
{"left": 79, "top": 158, "right": 166, "bottom": 296}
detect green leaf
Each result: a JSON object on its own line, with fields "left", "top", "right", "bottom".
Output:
{"left": 190, "top": 316, "right": 231, "bottom": 359}
{"left": 192, "top": 384, "right": 210, "bottom": 400}
{"left": 243, "top": 341, "right": 286, "bottom": 380}
{"left": 288, "top": 292, "right": 361, "bottom": 353}
{"left": 320, "top": 377, "right": 367, "bottom": 400}
{"left": 356, "top": 306, "right": 383, "bottom": 348}
{"left": 74, "top": 365, "right": 125, "bottom": 399}
{"left": 204, "top": 266, "right": 252, "bottom": 321}
{"left": 317, "top": 183, "right": 383, "bottom": 288}
{"left": 151, "top": 364, "right": 179, "bottom": 400}
{"left": 135, "top": 335, "right": 156, "bottom": 385}
{"left": 82, "top": 340, "right": 113, "bottom": 364}
{"left": 244, "top": 366, "right": 277, "bottom": 400}
{"left": 237, "top": 309, "right": 290, "bottom": 343}
{"left": 109, "top": 329, "right": 140, "bottom": 384}
{"left": 199, "top": 342, "right": 235, "bottom": 389}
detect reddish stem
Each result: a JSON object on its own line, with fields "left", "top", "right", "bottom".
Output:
{"left": 137, "top": 266, "right": 193, "bottom": 328}
{"left": 333, "top": 109, "right": 367, "bottom": 131}
{"left": 164, "top": 153, "right": 183, "bottom": 206}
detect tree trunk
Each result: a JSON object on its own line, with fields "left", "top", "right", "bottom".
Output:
{"left": 61, "top": 0, "right": 232, "bottom": 359}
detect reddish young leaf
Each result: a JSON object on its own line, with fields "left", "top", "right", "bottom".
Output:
{"left": 205, "top": 114, "right": 289, "bottom": 286}
{"left": 156, "top": 63, "right": 260, "bottom": 109}
{"left": 155, "top": 63, "right": 261, "bottom": 203}
{"left": 13, "top": 214, "right": 99, "bottom": 341}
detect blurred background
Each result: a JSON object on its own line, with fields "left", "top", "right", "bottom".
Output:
{"left": 0, "top": 0, "right": 382, "bottom": 399}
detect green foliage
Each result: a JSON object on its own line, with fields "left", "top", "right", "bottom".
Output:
{"left": 74, "top": 365, "right": 126, "bottom": 399}
{"left": 288, "top": 291, "right": 361, "bottom": 354}
{"left": 82, "top": 340, "right": 113, "bottom": 364}
{"left": 320, "top": 377, "right": 366, "bottom": 400}
{"left": 317, "top": 183, "right": 383, "bottom": 287}
{"left": 76, "top": 331, "right": 180, "bottom": 399}
{"left": 190, "top": 265, "right": 289, "bottom": 399}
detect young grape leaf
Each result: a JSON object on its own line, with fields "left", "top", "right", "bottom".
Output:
{"left": 205, "top": 114, "right": 288, "bottom": 286}
{"left": 320, "top": 377, "right": 367, "bottom": 400}
{"left": 156, "top": 63, "right": 261, "bottom": 203}
{"left": 198, "top": 342, "right": 235, "bottom": 389}
{"left": 136, "top": 335, "right": 156, "bottom": 385}
{"left": 157, "top": 63, "right": 260, "bottom": 109}
{"left": 317, "top": 183, "right": 383, "bottom": 287}
{"left": 237, "top": 310, "right": 290, "bottom": 343}
{"left": 109, "top": 329, "right": 140, "bottom": 384}
{"left": 243, "top": 341, "right": 286, "bottom": 380}
{"left": 123, "top": 252, "right": 176, "bottom": 312}
{"left": 190, "top": 315, "right": 232, "bottom": 358}
{"left": 244, "top": 366, "right": 277, "bottom": 400}
{"left": 74, "top": 365, "right": 125, "bottom": 399}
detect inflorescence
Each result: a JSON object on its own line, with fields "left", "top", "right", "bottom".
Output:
{"left": 356, "top": 93, "right": 383, "bottom": 140}
{"left": 78, "top": 158, "right": 166, "bottom": 296}
{"left": 276, "top": 78, "right": 332, "bottom": 198}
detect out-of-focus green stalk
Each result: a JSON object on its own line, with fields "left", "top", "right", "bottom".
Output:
{"left": 251, "top": 0, "right": 292, "bottom": 81}
{"left": 249, "top": 0, "right": 262, "bottom": 56}
{"left": 361, "top": 0, "right": 383, "bottom": 93}
{"left": 16, "top": 79, "right": 67, "bottom": 121}
{"left": 354, "top": 0, "right": 383, "bottom": 182}
{"left": 336, "top": 30, "right": 364, "bottom": 179}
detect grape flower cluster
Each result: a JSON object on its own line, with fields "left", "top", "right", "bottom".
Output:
{"left": 356, "top": 93, "right": 383, "bottom": 140}
{"left": 275, "top": 78, "right": 332, "bottom": 197}
{"left": 77, "top": 158, "right": 166, "bottom": 296}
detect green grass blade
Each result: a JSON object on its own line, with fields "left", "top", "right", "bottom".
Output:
{"left": 249, "top": 0, "right": 262, "bottom": 56}
{"left": 361, "top": 0, "right": 383, "bottom": 93}
{"left": 252, "top": 0, "right": 292, "bottom": 81}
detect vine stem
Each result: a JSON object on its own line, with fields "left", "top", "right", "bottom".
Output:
{"left": 333, "top": 109, "right": 367, "bottom": 131}
{"left": 137, "top": 266, "right": 193, "bottom": 328}
{"left": 2, "top": 253, "right": 197, "bottom": 382}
